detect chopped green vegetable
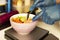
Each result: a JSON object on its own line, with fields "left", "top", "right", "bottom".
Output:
{"left": 18, "top": 16, "right": 27, "bottom": 22}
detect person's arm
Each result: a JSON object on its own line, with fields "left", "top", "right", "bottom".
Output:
{"left": 56, "top": 0, "right": 60, "bottom": 4}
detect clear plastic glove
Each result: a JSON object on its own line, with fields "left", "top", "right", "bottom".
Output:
{"left": 41, "top": 5, "right": 60, "bottom": 24}
{"left": 30, "top": 0, "right": 60, "bottom": 25}
{"left": 30, "top": 0, "right": 56, "bottom": 11}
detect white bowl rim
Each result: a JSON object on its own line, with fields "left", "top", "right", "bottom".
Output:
{"left": 10, "top": 13, "right": 36, "bottom": 24}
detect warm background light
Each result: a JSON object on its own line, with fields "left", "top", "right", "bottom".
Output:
{"left": 12, "top": 0, "right": 34, "bottom": 13}
{"left": 16, "top": 0, "right": 23, "bottom": 13}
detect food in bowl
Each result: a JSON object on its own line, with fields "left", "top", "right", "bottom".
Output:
{"left": 10, "top": 13, "right": 38, "bottom": 35}
{"left": 12, "top": 16, "right": 32, "bottom": 23}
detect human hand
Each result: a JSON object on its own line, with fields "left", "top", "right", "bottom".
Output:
{"left": 30, "top": 0, "right": 56, "bottom": 11}
{"left": 31, "top": 1, "right": 60, "bottom": 24}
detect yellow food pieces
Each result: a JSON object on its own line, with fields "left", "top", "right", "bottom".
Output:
{"left": 19, "top": 16, "right": 27, "bottom": 22}
{"left": 12, "top": 17, "right": 22, "bottom": 23}
{"left": 12, "top": 16, "right": 32, "bottom": 23}
{"left": 24, "top": 18, "right": 32, "bottom": 23}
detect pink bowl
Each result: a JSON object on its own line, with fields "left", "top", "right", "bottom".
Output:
{"left": 10, "top": 13, "right": 38, "bottom": 35}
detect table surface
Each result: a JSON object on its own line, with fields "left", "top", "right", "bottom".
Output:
{"left": 0, "top": 21, "right": 60, "bottom": 40}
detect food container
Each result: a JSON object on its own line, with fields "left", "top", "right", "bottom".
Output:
{"left": 10, "top": 13, "right": 38, "bottom": 35}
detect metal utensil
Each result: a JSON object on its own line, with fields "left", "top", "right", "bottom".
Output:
{"left": 27, "top": 12, "right": 30, "bottom": 20}
{"left": 27, "top": 0, "right": 41, "bottom": 20}
{"left": 27, "top": 8, "right": 38, "bottom": 20}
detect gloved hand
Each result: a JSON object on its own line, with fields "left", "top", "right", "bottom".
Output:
{"left": 41, "top": 5, "right": 60, "bottom": 24}
{"left": 30, "top": 0, "right": 60, "bottom": 25}
{"left": 30, "top": 0, "right": 56, "bottom": 11}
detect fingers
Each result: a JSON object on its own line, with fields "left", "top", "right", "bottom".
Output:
{"left": 36, "top": 2, "right": 45, "bottom": 7}
{"left": 32, "top": 9, "right": 45, "bottom": 21}
{"left": 30, "top": 0, "right": 44, "bottom": 11}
